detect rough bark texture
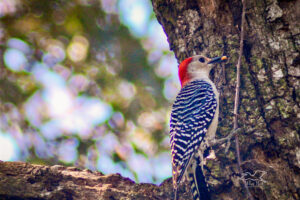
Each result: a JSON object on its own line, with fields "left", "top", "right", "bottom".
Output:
{"left": 151, "top": 0, "right": 300, "bottom": 200}
{"left": 1, "top": 1, "right": 299, "bottom": 200}
{"left": 0, "top": 161, "right": 180, "bottom": 200}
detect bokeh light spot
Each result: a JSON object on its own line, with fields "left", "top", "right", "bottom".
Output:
{"left": 101, "top": 0, "right": 117, "bottom": 14}
{"left": 67, "top": 35, "right": 89, "bottom": 62}
{"left": 155, "top": 55, "right": 178, "bottom": 78}
{"left": 118, "top": 0, "right": 151, "bottom": 37}
{"left": 0, "top": 0, "right": 20, "bottom": 17}
{"left": 0, "top": 131, "right": 19, "bottom": 161}
{"left": 163, "top": 78, "right": 180, "bottom": 101}
{"left": 7, "top": 38, "right": 30, "bottom": 53}
{"left": 58, "top": 138, "right": 79, "bottom": 163}
{"left": 4, "top": 48, "right": 28, "bottom": 71}
{"left": 118, "top": 81, "right": 136, "bottom": 100}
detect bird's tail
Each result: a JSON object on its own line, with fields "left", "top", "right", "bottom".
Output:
{"left": 174, "top": 188, "right": 178, "bottom": 200}
{"left": 187, "top": 163, "right": 211, "bottom": 200}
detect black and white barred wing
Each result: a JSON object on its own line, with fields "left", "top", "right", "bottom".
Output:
{"left": 170, "top": 80, "right": 217, "bottom": 188}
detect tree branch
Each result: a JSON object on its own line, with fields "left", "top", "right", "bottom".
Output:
{"left": 233, "top": 1, "right": 254, "bottom": 200}
{"left": 0, "top": 161, "right": 178, "bottom": 200}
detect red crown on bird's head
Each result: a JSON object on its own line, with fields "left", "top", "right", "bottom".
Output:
{"left": 178, "top": 57, "right": 193, "bottom": 87}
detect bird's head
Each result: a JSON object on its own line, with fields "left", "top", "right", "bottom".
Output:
{"left": 178, "top": 55, "right": 227, "bottom": 87}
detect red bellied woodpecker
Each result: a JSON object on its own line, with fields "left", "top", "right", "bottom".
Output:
{"left": 170, "top": 55, "right": 227, "bottom": 200}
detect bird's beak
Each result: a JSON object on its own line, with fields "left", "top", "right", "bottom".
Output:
{"left": 207, "top": 56, "right": 227, "bottom": 64}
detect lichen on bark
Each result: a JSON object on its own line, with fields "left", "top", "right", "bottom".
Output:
{"left": 0, "top": 1, "right": 299, "bottom": 199}
{"left": 152, "top": 0, "right": 300, "bottom": 199}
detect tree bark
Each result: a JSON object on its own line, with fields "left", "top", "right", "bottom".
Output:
{"left": 0, "top": 161, "right": 182, "bottom": 200}
{"left": 151, "top": 0, "right": 300, "bottom": 199}
{"left": 1, "top": 1, "right": 299, "bottom": 200}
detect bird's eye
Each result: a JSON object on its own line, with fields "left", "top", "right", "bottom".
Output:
{"left": 199, "top": 57, "right": 205, "bottom": 63}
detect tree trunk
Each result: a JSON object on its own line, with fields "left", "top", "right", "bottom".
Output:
{"left": 151, "top": 0, "right": 300, "bottom": 200}
{"left": 1, "top": 1, "right": 299, "bottom": 200}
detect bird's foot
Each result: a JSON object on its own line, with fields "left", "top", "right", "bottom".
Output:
{"left": 208, "top": 128, "right": 243, "bottom": 153}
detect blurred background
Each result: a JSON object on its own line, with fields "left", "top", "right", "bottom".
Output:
{"left": 0, "top": 0, "right": 180, "bottom": 184}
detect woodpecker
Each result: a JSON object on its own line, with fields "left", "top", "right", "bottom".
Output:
{"left": 170, "top": 55, "right": 227, "bottom": 200}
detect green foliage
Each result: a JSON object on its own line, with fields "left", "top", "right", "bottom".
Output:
{"left": 0, "top": 0, "right": 176, "bottom": 183}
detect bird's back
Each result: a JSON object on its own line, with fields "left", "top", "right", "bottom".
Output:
{"left": 170, "top": 79, "right": 218, "bottom": 187}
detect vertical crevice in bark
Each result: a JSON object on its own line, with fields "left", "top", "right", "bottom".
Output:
{"left": 247, "top": 62, "right": 270, "bottom": 132}
{"left": 152, "top": 0, "right": 300, "bottom": 199}
{"left": 282, "top": 52, "right": 299, "bottom": 107}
